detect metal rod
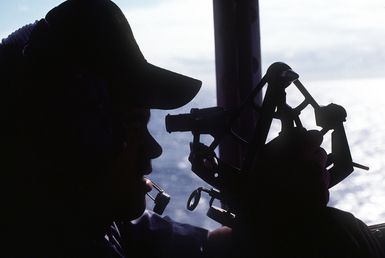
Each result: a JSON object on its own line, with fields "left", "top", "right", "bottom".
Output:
{"left": 213, "top": 0, "right": 262, "bottom": 168}
{"left": 352, "top": 162, "right": 369, "bottom": 171}
{"left": 151, "top": 180, "right": 163, "bottom": 192}
{"left": 146, "top": 193, "right": 155, "bottom": 201}
{"left": 293, "top": 80, "right": 320, "bottom": 109}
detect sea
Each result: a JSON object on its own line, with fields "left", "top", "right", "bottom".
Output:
{"left": 147, "top": 77, "right": 385, "bottom": 231}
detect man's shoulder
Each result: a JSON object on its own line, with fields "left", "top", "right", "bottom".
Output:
{"left": 114, "top": 210, "right": 208, "bottom": 258}
{"left": 321, "top": 206, "right": 385, "bottom": 258}
{"left": 118, "top": 210, "right": 208, "bottom": 241}
{"left": 324, "top": 206, "right": 361, "bottom": 222}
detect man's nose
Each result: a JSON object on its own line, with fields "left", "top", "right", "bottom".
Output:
{"left": 147, "top": 133, "right": 162, "bottom": 159}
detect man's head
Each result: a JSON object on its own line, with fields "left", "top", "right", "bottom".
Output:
{"left": 19, "top": 0, "right": 201, "bottom": 222}
{"left": 24, "top": 0, "right": 201, "bottom": 110}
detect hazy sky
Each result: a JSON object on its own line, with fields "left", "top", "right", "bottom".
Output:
{"left": 2, "top": 0, "right": 385, "bottom": 87}
{"left": 260, "top": 0, "right": 385, "bottom": 80}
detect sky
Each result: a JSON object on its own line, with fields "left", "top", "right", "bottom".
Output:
{"left": 260, "top": 0, "right": 385, "bottom": 80}
{"left": 2, "top": 0, "right": 385, "bottom": 85}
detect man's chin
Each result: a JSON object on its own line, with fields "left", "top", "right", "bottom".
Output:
{"left": 129, "top": 202, "right": 146, "bottom": 220}
{"left": 113, "top": 198, "right": 146, "bottom": 221}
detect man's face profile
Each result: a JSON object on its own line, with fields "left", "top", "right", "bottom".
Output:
{"left": 102, "top": 108, "right": 163, "bottom": 220}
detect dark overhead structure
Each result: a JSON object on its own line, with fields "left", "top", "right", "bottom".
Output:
{"left": 213, "top": 0, "right": 262, "bottom": 168}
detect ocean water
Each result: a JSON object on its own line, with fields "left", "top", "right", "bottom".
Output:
{"left": 147, "top": 77, "right": 385, "bottom": 231}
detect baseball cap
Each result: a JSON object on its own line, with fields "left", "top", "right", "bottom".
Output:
{"left": 42, "top": 0, "right": 201, "bottom": 110}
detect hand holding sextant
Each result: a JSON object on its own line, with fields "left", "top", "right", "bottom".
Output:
{"left": 165, "top": 62, "right": 369, "bottom": 227}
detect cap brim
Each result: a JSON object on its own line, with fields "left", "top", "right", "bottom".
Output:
{"left": 129, "top": 63, "right": 202, "bottom": 110}
{"left": 44, "top": 1, "right": 200, "bottom": 110}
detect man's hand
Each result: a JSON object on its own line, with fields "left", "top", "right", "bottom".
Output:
{"left": 205, "top": 226, "right": 233, "bottom": 257}
{"left": 259, "top": 129, "right": 330, "bottom": 209}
